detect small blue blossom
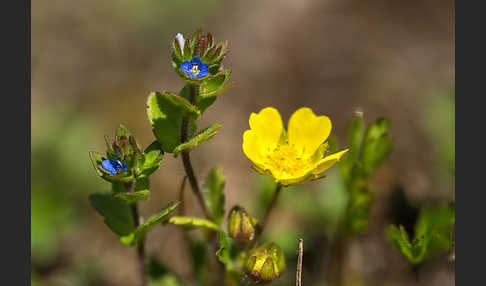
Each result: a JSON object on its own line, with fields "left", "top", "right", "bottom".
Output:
{"left": 101, "top": 159, "right": 128, "bottom": 175}
{"left": 181, "top": 57, "right": 209, "bottom": 79}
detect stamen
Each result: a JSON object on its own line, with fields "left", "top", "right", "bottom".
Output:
{"left": 190, "top": 65, "right": 200, "bottom": 75}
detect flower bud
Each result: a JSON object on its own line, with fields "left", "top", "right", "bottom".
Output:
{"left": 227, "top": 206, "right": 258, "bottom": 244}
{"left": 245, "top": 242, "right": 286, "bottom": 283}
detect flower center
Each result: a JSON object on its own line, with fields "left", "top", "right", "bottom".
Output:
{"left": 263, "top": 143, "right": 310, "bottom": 177}
{"left": 190, "top": 64, "right": 200, "bottom": 75}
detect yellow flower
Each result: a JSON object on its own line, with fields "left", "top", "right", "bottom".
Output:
{"left": 242, "top": 107, "right": 349, "bottom": 186}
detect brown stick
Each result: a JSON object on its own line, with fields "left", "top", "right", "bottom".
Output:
{"left": 296, "top": 239, "right": 304, "bottom": 286}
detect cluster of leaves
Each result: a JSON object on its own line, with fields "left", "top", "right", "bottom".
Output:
{"left": 387, "top": 203, "right": 455, "bottom": 264}
{"left": 145, "top": 30, "right": 287, "bottom": 284}
{"left": 332, "top": 113, "right": 393, "bottom": 237}
{"left": 88, "top": 29, "right": 267, "bottom": 286}
{"left": 88, "top": 125, "right": 180, "bottom": 247}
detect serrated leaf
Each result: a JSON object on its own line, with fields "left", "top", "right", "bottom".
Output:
{"left": 115, "top": 190, "right": 150, "bottom": 204}
{"left": 147, "top": 92, "right": 200, "bottom": 153}
{"left": 167, "top": 216, "right": 219, "bottom": 231}
{"left": 89, "top": 193, "right": 134, "bottom": 237}
{"left": 202, "top": 167, "right": 226, "bottom": 226}
{"left": 173, "top": 124, "right": 222, "bottom": 157}
{"left": 124, "top": 201, "right": 180, "bottom": 246}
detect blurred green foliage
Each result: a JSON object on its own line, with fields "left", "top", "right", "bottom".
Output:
{"left": 387, "top": 203, "right": 454, "bottom": 264}
{"left": 32, "top": 106, "right": 104, "bottom": 268}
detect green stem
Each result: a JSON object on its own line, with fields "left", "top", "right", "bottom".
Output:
{"left": 180, "top": 84, "right": 212, "bottom": 221}
{"left": 127, "top": 181, "right": 148, "bottom": 286}
{"left": 253, "top": 183, "right": 282, "bottom": 246}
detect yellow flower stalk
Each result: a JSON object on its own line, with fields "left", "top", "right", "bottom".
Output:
{"left": 242, "top": 107, "right": 349, "bottom": 186}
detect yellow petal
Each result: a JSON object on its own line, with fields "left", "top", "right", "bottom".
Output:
{"left": 242, "top": 130, "right": 266, "bottom": 166}
{"left": 248, "top": 107, "right": 283, "bottom": 152}
{"left": 277, "top": 174, "right": 312, "bottom": 186}
{"left": 288, "top": 107, "right": 332, "bottom": 156}
{"left": 311, "top": 149, "right": 349, "bottom": 174}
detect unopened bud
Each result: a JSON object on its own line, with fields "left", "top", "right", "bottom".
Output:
{"left": 245, "top": 242, "right": 286, "bottom": 283}
{"left": 228, "top": 206, "right": 258, "bottom": 244}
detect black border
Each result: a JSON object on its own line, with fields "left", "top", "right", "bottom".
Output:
{"left": 1, "top": 0, "right": 30, "bottom": 284}
{"left": 0, "top": 0, "right": 467, "bottom": 284}
{"left": 456, "top": 0, "right": 483, "bottom": 285}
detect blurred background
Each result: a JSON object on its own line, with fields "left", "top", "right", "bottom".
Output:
{"left": 32, "top": 0, "right": 454, "bottom": 285}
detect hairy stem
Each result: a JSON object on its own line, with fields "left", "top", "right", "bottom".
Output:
{"left": 180, "top": 84, "right": 212, "bottom": 220}
{"left": 127, "top": 181, "right": 148, "bottom": 286}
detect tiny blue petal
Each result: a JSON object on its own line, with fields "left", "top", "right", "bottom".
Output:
{"left": 180, "top": 57, "right": 209, "bottom": 79}
{"left": 101, "top": 159, "right": 117, "bottom": 175}
{"left": 181, "top": 61, "right": 192, "bottom": 76}
{"left": 197, "top": 63, "right": 209, "bottom": 78}
{"left": 101, "top": 159, "right": 128, "bottom": 175}
{"left": 190, "top": 57, "right": 203, "bottom": 66}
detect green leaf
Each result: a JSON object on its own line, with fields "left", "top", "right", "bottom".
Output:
{"left": 197, "top": 96, "right": 217, "bottom": 114}
{"left": 124, "top": 201, "right": 180, "bottom": 246}
{"left": 141, "top": 149, "right": 163, "bottom": 176}
{"left": 414, "top": 204, "right": 454, "bottom": 257}
{"left": 343, "top": 113, "right": 364, "bottom": 171}
{"left": 200, "top": 71, "right": 232, "bottom": 97}
{"left": 134, "top": 176, "right": 149, "bottom": 191}
{"left": 147, "top": 92, "right": 200, "bottom": 153}
{"left": 167, "top": 216, "right": 219, "bottom": 231}
{"left": 145, "top": 141, "right": 163, "bottom": 153}
{"left": 173, "top": 124, "right": 222, "bottom": 157}
{"left": 115, "top": 190, "right": 150, "bottom": 204}
{"left": 196, "top": 71, "right": 234, "bottom": 113}
{"left": 360, "top": 118, "right": 392, "bottom": 177}
{"left": 387, "top": 225, "right": 414, "bottom": 262}
{"left": 216, "top": 231, "right": 234, "bottom": 268}
{"left": 346, "top": 186, "right": 373, "bottom": 236}
{"left": 202, "top": 167, "right": 226, "bottom": 226}
{"left": 89, "top": 193, "right": 134, "bottom": 236}
{"left": 89, "top": 151, "right": 104, "bottom": 176}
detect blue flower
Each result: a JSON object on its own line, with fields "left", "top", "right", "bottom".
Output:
{"left": 181, "top": 57, "right": 209, "bottom": 79}
{"left": 101, "top": 159, "right": 128, "bottom": 175}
